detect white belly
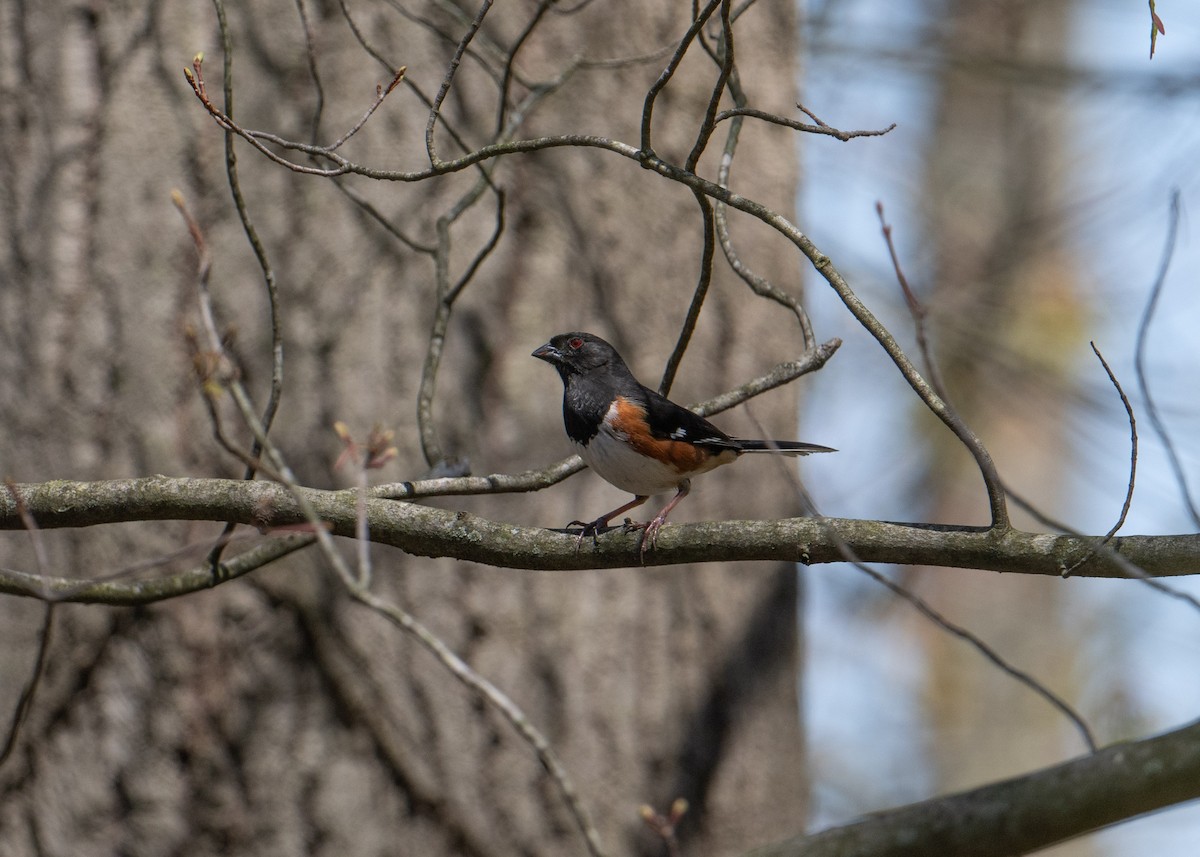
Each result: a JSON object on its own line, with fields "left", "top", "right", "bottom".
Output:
{"left": 575, "top": 430, "right": 687, "bottom": 496}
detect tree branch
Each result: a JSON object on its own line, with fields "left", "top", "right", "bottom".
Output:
{"left": 745, "top": 717, "right": 1200, "bottom": 857}
{"left": 1, "top": 478, "right": 1198, "bottom": 605}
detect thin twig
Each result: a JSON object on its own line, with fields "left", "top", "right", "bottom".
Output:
{"left": 683, "top": 0, "right": 734, "bottom": 173}
{"left": 293, "top": 0, "right": 326, "bottom": 145}
{"left": 328, "top": 179, "right": 436, "bottom": 254}
{"left": 714, "top": 72, "right": 816, "bottom": 350}
{"left": 999, "top": 482, "right": 1200, "bottom": 614}
{"left": 1134, "top": 190, "right": 1199, "bottom": 527}
{"left": 714, "top": 104, "right": 898, "bottom": 141}
{"left": 177, "top": 203, "right": 607, "bottom": 857}
{"left": 658, "top": 192, "right": 716, "bottom": 398}
{"left": 0, "top": 482, "right": 55, "bottom": 769}
{"left": 755, "top": 445, "right": 1097, "bottom": 754}
{"left": 875, "top": 201, "right": 1009, "bottom": 529}
{"left": 1061, "top": 343, "right": 1137, "bottom": 576}
{"left": 493, "top": 0, "right": 555, "bottom": 138}
{"left": 336, "top": 0, "right": 490, "bottom": 163}
{"left": 640, "top": 0, "right": 722, "bottom": 156}
{"left": 639, "top": 800, "right": 688, "bottom": 857}
{"left": 444, "top": 187, "right": 506, "bottom": 304}
{"left": 353, "top": 587, "right": 609, "bottom": 857}
{"left": 0, "top": 535, "right": 316, "bottom": 605}
{"left": 185, "top": 82, "right": 1017, "bottom": 540}
{"left": 329, "top": 68, "right": 408, "bottom": 153}
{"left": 335, "top": 0, "right": 398, "bottom": 73}
{"left": 876, "top": 201, "right": 948, "bottom": 397}
{"left": 854, "top": 559, "right": 1096, "bottom": 752}
{"left": 200, "top": 4, "right": 289, "bottom": 573}
{"left": 416, "top": 218, "right": 456, "bottom": 468}
{"left": 426, "top": 0, "right": 494, "bottom": 168}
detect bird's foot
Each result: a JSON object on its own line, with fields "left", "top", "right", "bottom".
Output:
{"left": 637, "top": 515, "right": 668, "bottom": 565}
{"left": 567, "top": 517, "right": 614, "bottom": 553}
{"left": 567, "top": 516, "right": 651, "bottom": 555}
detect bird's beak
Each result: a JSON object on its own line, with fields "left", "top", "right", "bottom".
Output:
{"left": 532, "top": 343, "right": 560, "bottom": 363}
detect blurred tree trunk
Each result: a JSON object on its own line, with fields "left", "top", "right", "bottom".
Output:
{"left": 0, "top": 2, "right": 812, "bottom": 855}
{"left": 914, "top": 0, "right": 1091, "bottom": 849}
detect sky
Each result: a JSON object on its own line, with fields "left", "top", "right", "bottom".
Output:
{"left": 796, "top": 1, "right": 1200, "bottom": 853}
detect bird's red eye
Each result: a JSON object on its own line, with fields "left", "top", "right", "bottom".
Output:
{"left": 568, "top": 337, "right": 584, "bottom": 349}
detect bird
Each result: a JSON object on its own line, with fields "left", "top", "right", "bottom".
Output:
{"left": 532, "top": 331, "right": 834, "bottom": 557}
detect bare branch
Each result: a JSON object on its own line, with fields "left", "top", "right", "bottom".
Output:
{"left": 876, "top": 201, "right": 947, "bottom": 395}
{"left": 853, "top": 559, "right": 1095, "bottom": 752}
{"left": 330, "top": 67, "right": 408, "bottom": 153}
{"left": 492, "top": 0, "right": 555, "bottom": 138}
{"left": 293, "top": 0, "right": 326, "bottom": 143}
{"left": 426, "top": 0, "right": 494, "bottom": 168}
{"left": 2, "top": 480, "right": 1199, "bottom": 589}
{"left": 174, "top": 210, "right": 608, "bottom": 856}
{"left": 0, "top": 534, "right": 316, "bottom": 604}
{"left": 746, "top": 716, "right": 1200, "bottom": 857}
{"left": 715, "top": 103, "right": 897, "bottom": 140}
{"left": 352, "top": 586, "right": 609, "bottom": 857}
{"left": 191, "top": 10, "right": 289, "bottom": 570}
{"left": 714, "top": 74, "right": 816, "bottom": 350}
{"left": 1003, "top": 487, "right": 1200, "bottom": 615}
{"left": 1134, "top": 190, "right": 1199, "bottom": 526}
{"left": 1061, "top": 343, "right": 1137, "bottom": 577}
{"left": 874, "top": 202, "right": 1009, "bottom": 527}
{"left": 0, "top": 483, "right": 55, "bottom": 769}
{"left": 684, "top": 0, "right": 734, "bottom": 172}
{"left": 658, "top": 192, "right": 716, "bottom": 397}
{"left": 640, "top": 0, "right": 722, "bottom": 157}
{"left": 748, "top": 413, "right": 1096, "bottom": 754}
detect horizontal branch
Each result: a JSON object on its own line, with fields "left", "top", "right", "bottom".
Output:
{"left": 1, "top": 478, "right": 1199, "bottom": 605}
{"left": 746, "top": 717, "right": 1200, "bottom": 857}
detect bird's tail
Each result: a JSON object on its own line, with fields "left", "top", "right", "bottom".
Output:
{"left": 735, "top": 439, "right": 836, "bottom": 455}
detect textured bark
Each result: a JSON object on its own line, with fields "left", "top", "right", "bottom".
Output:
{"left": 0, "top": 2, "right": 811, "bottom": 855}
{"left": 2, "top": 480, "right": 1199, "bottom": 591}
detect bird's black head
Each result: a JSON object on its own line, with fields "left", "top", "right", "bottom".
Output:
{"left": 532, "top": 332, "right": 627, "bottom": 380}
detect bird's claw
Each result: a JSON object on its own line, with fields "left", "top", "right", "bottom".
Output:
{"left": 637, "top": 517, "right": 667, "bottom": 565}
{"left": 567, "top": 518, "right": 608, "bottom": 554}
{"left": 566, "top": 516, "right": 652, "bottom": 557}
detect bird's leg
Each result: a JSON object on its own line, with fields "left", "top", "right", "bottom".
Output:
{"left": 639, "top": 480, "right": 690, "bottom": 563}
{"left": 569, "top": 495, "right": 649, "bottom": 552}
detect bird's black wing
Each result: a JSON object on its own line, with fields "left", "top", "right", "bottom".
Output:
{"left": 637, "top": 384, "right": 742, "bottom": 453}
{"left": 639, "top": 385, "right": 837, "bottom": 456}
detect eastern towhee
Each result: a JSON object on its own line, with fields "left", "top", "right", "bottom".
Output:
{"left": 533, "top": 331, "right": 834, "bottom": 556}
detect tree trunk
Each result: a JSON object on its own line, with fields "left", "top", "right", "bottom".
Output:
{"left": 0, "top": 2, "right": 813, "bottom": 855}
